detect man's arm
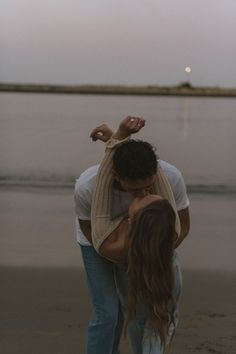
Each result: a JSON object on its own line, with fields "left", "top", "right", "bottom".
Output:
{"left": 175, "top": 207, "right": 190, "bottom": 248}
{"left": 164, "top": 164, "right": 190, "bottom": 248}
{"left": 79, "top": 219, "right": 92, "bottom": 244}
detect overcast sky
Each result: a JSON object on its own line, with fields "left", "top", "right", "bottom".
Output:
{"left": 1, "top": 0, "right": 235, "bottom": 87}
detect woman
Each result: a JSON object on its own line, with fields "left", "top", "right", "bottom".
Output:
{"left": 91, "top": 117, "right": 182, "bottom": 354}
{"left": 122, "top": 194, "right": 181, "bottom": 352}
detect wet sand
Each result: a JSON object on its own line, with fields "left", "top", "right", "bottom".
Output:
{"left": 1, "top": 266, "right": 236, "bottom": 354}
{"left": 1, "top": 188, "right": 236, "bottom": 353}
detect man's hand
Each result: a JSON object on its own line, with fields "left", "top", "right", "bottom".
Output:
{"left": 113, "top": 116, "right": 145, "bottom": 140}
{"left": 90, "top": 124, "right": 113, "bottom": 142}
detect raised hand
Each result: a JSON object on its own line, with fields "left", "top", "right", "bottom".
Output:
{"left": 90, "top": 124, "right": 113, "bottom": 142}
{"left": 90, "top": 116, "right": 145, "bottom": 143}
{"left": 113, "top": 116, "right": 145, "bottom": 140}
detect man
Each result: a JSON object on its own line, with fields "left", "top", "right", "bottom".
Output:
{"left": 74, "top": 116, "right": 190, "bottom": 354}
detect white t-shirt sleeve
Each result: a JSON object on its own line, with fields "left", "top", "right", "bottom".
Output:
{"left": 159, "top": 160, "right": 190, "bottom": 211}
{"left": 171, "top": 173, "right": 190, "bottom": 211}
{"left": 74, "top": 165, "right": 99, "bottom": 246}
{"left": 74, "top": 181, "right": 92, "bottom": 221}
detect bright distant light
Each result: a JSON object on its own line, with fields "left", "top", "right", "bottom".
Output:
{"left": 185, "top": 66, "right": 192, "bottom": 73}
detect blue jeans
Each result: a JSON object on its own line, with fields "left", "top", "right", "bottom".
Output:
{"left": 80, "top": 245, "right": 123, "bottom": 354}
{"left": 115, "top": 252, "right": 182, "bottom": 354}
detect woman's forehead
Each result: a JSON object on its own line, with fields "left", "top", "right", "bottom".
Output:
{"left": 129, "top": 194, "right": 163, "bottom": 215}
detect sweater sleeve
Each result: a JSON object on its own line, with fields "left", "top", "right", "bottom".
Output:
{"left": 91, "top": 137, "right": 130, "bottom": 252}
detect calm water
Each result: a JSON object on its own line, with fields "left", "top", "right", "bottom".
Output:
{"left": 1, "top": 93, "right": 236, "bottom": 270}
{"left": 1, "top": 92, "right": 236, "bottom": 191}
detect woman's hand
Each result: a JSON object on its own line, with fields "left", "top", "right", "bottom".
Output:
{"left": 90, "top": 116, "right": 145, "bottom": 142}
{"left": 90, "top": 124, "right": 113, "bottom": 142}
{"left": 113, "top": 116, "right": 145, "bottom": 140}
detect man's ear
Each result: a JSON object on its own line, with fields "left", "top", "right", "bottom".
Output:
{"left": 112, "top": 169, "right": 119, "bottom": 181}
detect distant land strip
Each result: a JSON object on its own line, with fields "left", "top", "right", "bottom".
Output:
{"left": 0, "top": 83, "right": 236, "bottom": 97}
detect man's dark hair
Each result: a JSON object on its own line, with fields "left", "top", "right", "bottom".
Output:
{"left": 113, "top": 140, "right": 158, "bottom": 180}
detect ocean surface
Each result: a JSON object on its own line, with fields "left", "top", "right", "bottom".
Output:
{"left": 0, "top": 92, "right": 236, "bottom": 271}
{"left": 1, "top": 92, "right": 236, "bottom": 193}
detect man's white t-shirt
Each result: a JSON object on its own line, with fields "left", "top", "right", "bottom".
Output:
{"left": 74, "top": 161, "right": 190, "bottom": 246}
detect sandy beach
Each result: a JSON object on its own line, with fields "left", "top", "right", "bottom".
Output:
{"left": 1, "top": 267, "right": 236, "bottom": 354}
{"left": 1, "top": 188, "right": 236, "bottom": 354}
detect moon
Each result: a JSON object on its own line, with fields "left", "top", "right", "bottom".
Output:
{"left": 185, "top": 66, "right": 192, "bottom": 73}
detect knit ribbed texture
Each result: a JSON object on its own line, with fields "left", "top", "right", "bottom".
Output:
{"left": 91, "top": 137, "right": 180, "bottom": 253}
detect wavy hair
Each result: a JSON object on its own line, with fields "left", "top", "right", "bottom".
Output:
{"left": 125, "top": 199, "right": 177, "bottom": 348}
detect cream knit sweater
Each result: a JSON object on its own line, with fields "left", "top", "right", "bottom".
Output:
{"left": 91, "top": 137, "right": 180, "bottom": 253}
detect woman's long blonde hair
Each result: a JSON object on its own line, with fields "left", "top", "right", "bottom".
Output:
{"left": 125, "top": 199, "right": 177, "bottom": 348}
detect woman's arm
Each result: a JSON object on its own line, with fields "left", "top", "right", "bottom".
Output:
{"left": 99, "top": 218, "right": 130, "bottom": 264}
{"left": 90, "top": 116, "right": 145, "bottom": 260}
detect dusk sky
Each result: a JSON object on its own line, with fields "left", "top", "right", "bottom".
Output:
{"left": 1, "top": 0, "right": 236, "bottom": 87}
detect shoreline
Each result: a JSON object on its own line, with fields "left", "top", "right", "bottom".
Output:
{"left": 1, "top": 181, "right": 236, "bottom": 195}
{"left": 1, "top": 83, "right": 236, "bottom": 97}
